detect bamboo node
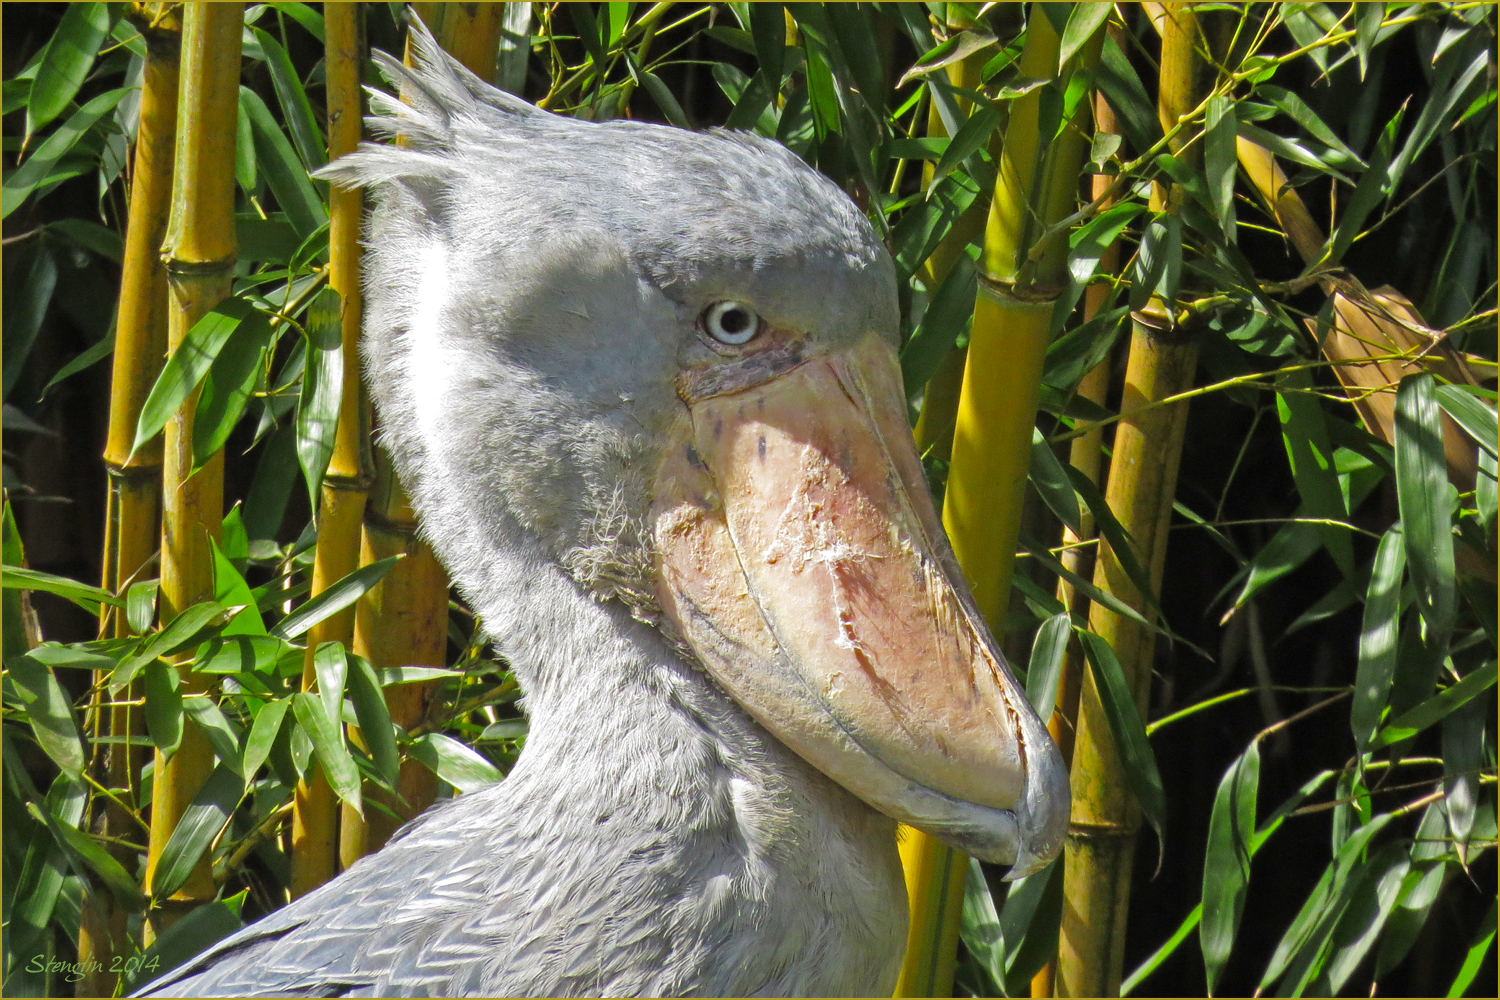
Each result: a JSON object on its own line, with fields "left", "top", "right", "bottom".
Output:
{"left": 976, "top": 271, "right": 1061, "bottom": 308}
{"left": 162, "top": 253, "right": 237, "bottom": 277}
{"left": 1129, "top": 306, "right": 1196, "bottom": 345}
{"left": 1066, "top": 819, "right": 1142, "bottom": 840}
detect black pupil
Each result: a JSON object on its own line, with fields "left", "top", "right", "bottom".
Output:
{"left": 718, "top": 308, "right": 750, "bottom": 335}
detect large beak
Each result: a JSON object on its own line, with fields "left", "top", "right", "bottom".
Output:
{"left": 651, "top": 331, "right": 1068, "bottom": 876}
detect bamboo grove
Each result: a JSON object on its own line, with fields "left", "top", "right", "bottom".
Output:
{"left": 1, "top": 3, "right": 1495, "bottom": 997}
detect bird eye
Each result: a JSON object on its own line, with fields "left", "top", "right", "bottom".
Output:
{"left": 701, "top": 301, "right": 761, "bottom": 346}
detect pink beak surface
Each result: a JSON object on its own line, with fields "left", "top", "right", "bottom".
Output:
{"left": 652, "top": 332, "right": 1068, "bottom": 874}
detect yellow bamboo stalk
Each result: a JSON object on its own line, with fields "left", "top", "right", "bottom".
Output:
{"left": 79, "top": 5, "right": 181, "bottom": 989}
{"left": 335, "top": 5, "right": 505, "bottom": 870}
{"left": 411, "top": 2, "right": 507, "bottom": 78}
{"left": 911, "top": 6, "right": 995, "bottom": 464}
{"left": 288, "top": 1, "right": 374, "bottom": 900}
{"left": 897, "top": 9, "right": 1105, "bottom": 998}
{"left": 142, "top": 1, "right": 242, "bottom": 941}
{"left": 340, "top": 463, "right": 450, "bottom": 866}
{"left": 1032, "top": 65, "right": 1124, "bottom": 1000}
{"left": 1057, "top": 6, "right": 1203, "bottom": 995}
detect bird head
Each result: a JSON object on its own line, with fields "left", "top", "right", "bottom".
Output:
{"left": 317, "top": 25, "right": 1069, "bottom": 877}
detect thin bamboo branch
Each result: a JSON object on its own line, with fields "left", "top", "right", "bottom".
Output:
{"left": 79, "top": 5, "right": 182, "bottom": 990}
{"left": 142, "top": 0, "right": 242, "bottom": 941}
{"left": 289, "top": 1, "right": 374, "bottom": 900}
{"left": 1059, "top": 5, "right": 1205, "bottom": 995}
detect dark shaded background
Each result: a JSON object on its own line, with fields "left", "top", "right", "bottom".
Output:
{"left": 3, "top": 3, "right": 1494, "bottom": 996}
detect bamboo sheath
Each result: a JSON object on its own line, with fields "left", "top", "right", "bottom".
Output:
{"left": 288, "top": 2, "right": 374, "bottom": 900}
{"left": 80, "top": 4, "right": 182, "bottom": 990}
{"left": 897, "top": 9, "right": 1105, "bottom": 998}
{"left": 1235, "top": 140, "right": 1482, "bottom": 493}
{"left": 1032, "top": 72, "right": 1124, "bottom": 1000}
{"left": 1058, "top": 6, "right": 1204, "bottom": 995}
{"left": 143, "top": 1, "right": 242, "bottom": 939}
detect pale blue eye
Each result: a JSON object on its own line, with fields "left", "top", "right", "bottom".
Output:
{"left": 702, "top": 301, "right": 761, "bottom": 345}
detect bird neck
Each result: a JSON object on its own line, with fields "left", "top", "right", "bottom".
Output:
{"left": 461, "top": 559, "right": 910, "bottom": 995}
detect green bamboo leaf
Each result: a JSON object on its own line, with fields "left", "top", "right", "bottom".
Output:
{"left": 250, "top": 27, "right": 325, "bottom": 171}
{"left": 25, "top": 2, "right": 111, "bottom": 134}
{"left": 1276, "top": 369, "right": 1356, "bottom": 578}
{"left": 1442, "top": 694, "right": 1484, "bottom": 849}
{"left": 802, "top": 36, "right": 840, "bottom": 140}
{"left": 3, "top": 242, "right": 58, "bottom": 397}
{"left": 1369, "top": 659, "right": 1496, "bottom": 749}
{"left": 1123, "top": 770, "right": 1337, "bottom": 995}
{"left": 1203, "top": 95, "right": 1237, "bottom": 236}
{"left": 235, "top": 92, "right": 257, "bottom": 194}
{"left": 2, "top": 88, "right": 127, "bottom": 218}
{"left": 1042, "top": 305, "right": 1127, "bottom": 389}
{"left": 124, "top": 894, "right": 246, "bottom": 992}
{"left": 292, "top": 691, "right": 361, "bottom": 812}
{"left": 1065, "top": 466, "right": 1159, "bottom": 615}
{"left": 1446, "top": 900, "right": 1497, "bottom": 999}
{"left": 183, "top": 694, "right": 244, "bottom": 774}
{"left": 40, "top": 328, "right": 114, "bottom": 400}
{"left": 1094, "top": 32, "right": 1159, "bottom": 153}
{"left": 7, "top": 652, "right": 86, "bottom": 777}
{"left": 1057, "top": 0, "right": 1109, "bottom": 71}
{"left": 142, "top": 659, "right": 183, "bottom": 755}
{"left": 998, "top": 856, "right": 1064, "bottom": 991}
{"left": 111, "top": 601, "right": 234, "bottom": 693}
{"left": 345, "top": 651, "right": 400, "bottom": 786}
{"left": 150, "top": 762, "right": 245, "bottom": 899}
{"left": 243, "top": 696, "right": 291, "bottom": 780}
{"left": 1130, "top": 212, "right": 1181, "bottom": 311}
{"left": 26, "top": 799, "right": 146, "bottom": 912}
{"left": 899, "top": 253, "right": 976, "bottom": 396}
{"left": 1236, "top": 121, "right": 1353, "bottom": 181}
{"left": 1201, "top": 742, "right": 1260, "bottom": 992}
{"left": 239, "top": 85, "right": 327, "bottom": 238}
{"left": 377, "top": 665, "right": 463, "bottom": 685}
{"left": 1389, "top": 47, "right": 1488, "bottom": 194}
{"left": 1351, "top": 526, "right": 1406, "bottom": 751}
{"left": 270, "top": 554, "right": 401, "bottom": 641}
{"left": 637, "top": 68, "right": 690, "bottom": 130}
{"left": 193, "top": 309, "right": 274, "bottom": 468}
{"left": 1259, "top": 813, "right": 1394, "bottom": 993}
{"left": 6, "top": 771, "right": 86, "bottom": 958}
{"left": 930, "top": 103, "right": 1003, "bottom": 188}
{"left": 1029, "top": 428, "right": 1082, "bottom": 537}
{"left": 409, "top": 732, "right": 504, "bottom": 793}
{"left": 2, "top": 565, "right": 123, "bottom": 612}
{"left": 297, "top": 287, "right": 343, "bottom": 512}
{"left": 1025, "top": 613, "right": 1071, "bottom": 720}
{"left": 132, "top": 298, "right": 256, "bottom": 454}
{"left": 1078, "top": 631, "right": 1166, "bottom": 856}
{"left": 1354, "top": 0, "right": 1384, "bottom": 79}
{"left": 195, "top": 634, "right": 294, "bottom": 675}
{"left": 1395, "top": 374, "right": 1457, "bottom": 643}
{"left": 267, "top": 1, "right": 325, "bottom": 43}
{"left": 1375, "top": 804, "right": 1452, "bottom": 977}
{"left": 312, "top": 640, "right": 348, "bottom": 738}
{"left": 210, "top": 536, "right": 265, "bottom": 637}
{"left": 715, "top": 62, "right": 776, "bottom": 133}
{"left": 1258, "top": 85, "right": 1366, "bottom": 171}
{"left": 48, "top": 217, "right": 124, "bottom": 264}
{"left": 1321, "top": 844, "right": 1412, "bottom": 994}
{"left": 1325, "top": 108, "right": 1399, "bottom": 267}
{"left": 748, "top": 1, "right": 786, "bottom": 87}
{"left": 567, "top": 2, "right": 608, "bottom": 68}
{"left": 958, "top": 855, "right": 1005, "bottom": 995}
{"left": 126, "top": 578, "right": 159, "bottom": 634}
{"left": 1434, "top": 384, "right": 1498, "bottom": 462}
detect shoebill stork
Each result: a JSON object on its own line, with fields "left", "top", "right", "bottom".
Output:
{"left": 138, "top": 27, "right": 1068, "bottom": 999}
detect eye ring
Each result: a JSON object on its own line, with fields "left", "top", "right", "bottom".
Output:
{"left": 701, "top": 301, "right": 762, "bottom": 346}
